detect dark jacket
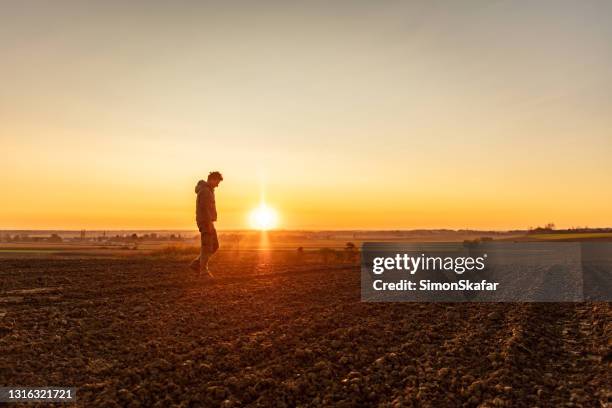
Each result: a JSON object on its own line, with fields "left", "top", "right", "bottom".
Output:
{"left": 195, "top": 180, "right": 217, "bottom": 229}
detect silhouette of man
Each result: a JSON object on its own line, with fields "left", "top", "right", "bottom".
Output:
{"left": 190, "top": 171, "right": 223, "bottom": 278}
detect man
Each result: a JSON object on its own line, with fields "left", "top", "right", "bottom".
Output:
{"left": 190, "top": 171, "right": 223, "bottom": 278}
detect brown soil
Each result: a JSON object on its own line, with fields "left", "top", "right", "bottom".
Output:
{"left": 0, "top": 254, "right": 610, "bottom": 407}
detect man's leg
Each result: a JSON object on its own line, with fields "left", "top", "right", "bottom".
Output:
{"left": 211, "top": 227, "right": 219, "bottom": 254}
{"left": 189, "top": 255, "right": 200, "bottom": 272}
{"left": 189, "top": 227, "right": 203, "bottom": 272}
{"left": 204, "top": 227, "right": 218, "bottom": 278}
{"left": 199, "top": 230, "right": 214, "bottom": 278}
{"left": 199, "top": 252, "right": 211, "bottom": 275}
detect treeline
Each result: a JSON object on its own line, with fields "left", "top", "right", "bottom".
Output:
{"left": 527, "top": 223, "right": 612, "bottom": 234}
{"left": 0, "top": 233, "right": 192, "bottom": 243}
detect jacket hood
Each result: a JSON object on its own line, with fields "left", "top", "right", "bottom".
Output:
{"left": 195, "top": 179, "right": 208, "bottom": 194}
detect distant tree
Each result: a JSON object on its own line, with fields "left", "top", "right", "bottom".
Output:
{"left": 48, "top": 233, "right": 62, "bottom": 243}
{"left": 528, "top": 223, "right": 556, "bottom": 234}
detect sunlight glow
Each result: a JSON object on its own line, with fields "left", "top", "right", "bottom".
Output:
{"left": 249, "top": 203, "right": 279, "bottom": 231}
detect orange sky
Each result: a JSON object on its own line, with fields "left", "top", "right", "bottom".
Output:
{"left": 1, "top": 1, "right": 611, "bottom": 230}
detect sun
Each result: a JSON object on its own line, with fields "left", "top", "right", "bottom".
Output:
{"left": 249, "top": 203, "right": 279, "bottom": 231}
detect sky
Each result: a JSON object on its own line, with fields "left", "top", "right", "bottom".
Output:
{"left": 1, "top": 0, "right": 611, "bottom": 230}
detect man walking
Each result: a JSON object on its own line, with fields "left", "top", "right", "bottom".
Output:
{"left": 190, "top": 171, "right": 223, "bottom": 278}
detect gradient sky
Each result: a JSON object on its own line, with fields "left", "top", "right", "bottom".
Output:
{"left": 1, "top": 0, "right": 611, "bottom": 230}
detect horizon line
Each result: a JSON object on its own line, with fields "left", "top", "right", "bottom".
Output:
{"left": 1, "top": 227, "right": 611, "bottom": 233}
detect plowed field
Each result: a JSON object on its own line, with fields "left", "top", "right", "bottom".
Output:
{"left": 1, "top": 253, "right": 609, "bottom": 407}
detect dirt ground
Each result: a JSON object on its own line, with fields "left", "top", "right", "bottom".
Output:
{"left": 0, "top": 252, "right": 610, "bottom": 407}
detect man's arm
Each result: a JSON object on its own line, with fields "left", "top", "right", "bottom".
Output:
{"left": 201, "top": 189, "right": 215, "bottom": 232}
